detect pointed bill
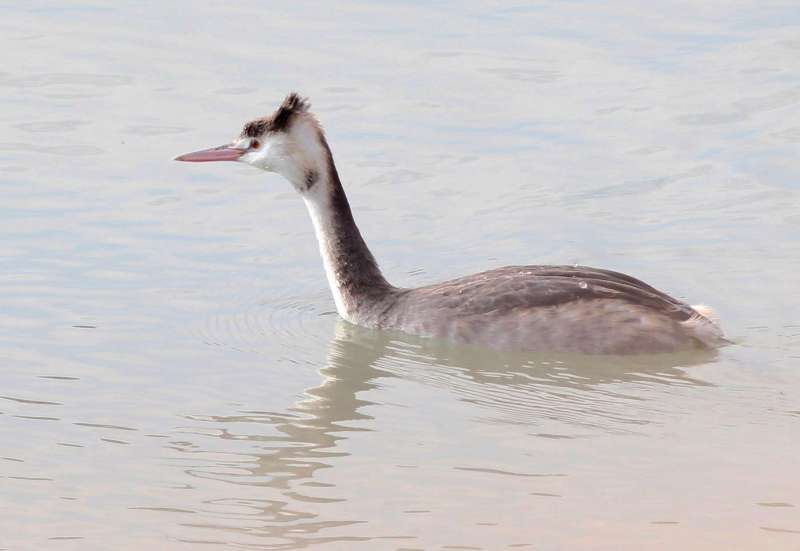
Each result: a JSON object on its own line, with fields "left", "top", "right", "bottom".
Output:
{"left": 175, "top": 144, "right": 245, "bottom": 162}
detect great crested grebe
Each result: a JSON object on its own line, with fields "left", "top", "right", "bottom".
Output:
{"left": 176, "top": 93, "right": 727, "bottom": 354}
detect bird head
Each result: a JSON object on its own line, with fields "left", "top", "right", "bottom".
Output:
{"left": 176, "top": 93, "right": 330, "bottom": 193}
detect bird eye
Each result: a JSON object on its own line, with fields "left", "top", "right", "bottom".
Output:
{"left": 250, "top": 139, "right": 260, "bottom": 149}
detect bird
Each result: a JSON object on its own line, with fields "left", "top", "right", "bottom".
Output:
{"left": 176, "top": 93, "right": 727, "bottom": 354}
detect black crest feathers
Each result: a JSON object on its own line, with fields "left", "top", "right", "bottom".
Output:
{"left": 242, "top": 93, "right": 311, "bottom": 137}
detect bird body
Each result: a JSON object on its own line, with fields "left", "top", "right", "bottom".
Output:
{"left": 176, "top": 93, "right": 727, "bottom": 354}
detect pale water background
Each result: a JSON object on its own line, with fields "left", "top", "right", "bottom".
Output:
{"left": 1, "top": 1, "right": 800, "bottom": 550}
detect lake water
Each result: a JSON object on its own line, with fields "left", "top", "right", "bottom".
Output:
{"left": 1, "top": 2, "right": 799, "bottom": 549}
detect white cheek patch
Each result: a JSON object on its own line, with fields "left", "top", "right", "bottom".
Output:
{"left": 238, "top": 118, "right": 329, "bottom": 193}
{"left": 240, "top": 136, "right": 284, "bottom": 172}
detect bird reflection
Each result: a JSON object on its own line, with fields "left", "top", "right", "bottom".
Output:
{"left": 174, "top": 322, "right": 395, "bottom": 544}
{"left": 175, "top": 320, "right": 717, "bottom": 545}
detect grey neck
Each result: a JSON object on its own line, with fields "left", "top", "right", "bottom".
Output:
{"left": 301, "top": 143, "right": 394, "bottom": 322}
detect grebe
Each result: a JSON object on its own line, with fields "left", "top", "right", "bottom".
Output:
{"left": 176, "top": 93, "right": 727, "bottom": 354}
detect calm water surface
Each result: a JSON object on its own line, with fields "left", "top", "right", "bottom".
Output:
{"left": 2, "top": 2, "right": 799, "bottom": 549}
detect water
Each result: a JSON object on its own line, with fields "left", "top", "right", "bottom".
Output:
{"left": 1, "top": 1, "right": 799, "bottom": 549}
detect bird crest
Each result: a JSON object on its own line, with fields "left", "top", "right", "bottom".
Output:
{"left": 242, "top": 93, "right": 311, "bottom": 137}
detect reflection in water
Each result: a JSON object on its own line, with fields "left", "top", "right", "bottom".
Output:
{"left": 377, "top": 330, "right": 716, "bottom": 432}
{"left": 172, "top": 323, "right": 392, "bottom": 547}
{"left": 172, "top": 321, "right": 716, "bottom": 547}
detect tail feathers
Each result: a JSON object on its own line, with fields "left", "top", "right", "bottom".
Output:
{"left": 683, "top": 304, "right": 728, "bottom": 347}
{"left": 690, "top": 304, "right": 719, "bottom": 323}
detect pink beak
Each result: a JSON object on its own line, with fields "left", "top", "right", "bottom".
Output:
{"left": 174, "top": 144, "right": 245, "bottom": 162}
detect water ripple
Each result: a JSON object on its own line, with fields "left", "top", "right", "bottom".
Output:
{"left": 189, "top": 289, "right": 331, "bottom": 358}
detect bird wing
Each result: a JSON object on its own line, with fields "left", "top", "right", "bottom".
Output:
{"left": 413, "top": 265, "right": 696, "bottom": 322}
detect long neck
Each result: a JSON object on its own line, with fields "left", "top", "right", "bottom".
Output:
{"left": 301, "top": 146, "right": 393, "bottom": 323}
